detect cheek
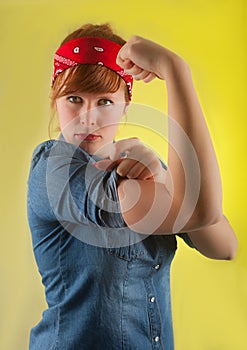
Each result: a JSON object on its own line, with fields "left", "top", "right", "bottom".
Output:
{"left": 98, "top": 108, "right": 124, "bottom": 129}
{"left": 57, "top": 105, "right": 79, "bottom": 130}
{"left": 100, "top": 118, "right": 121, "bottom": 141}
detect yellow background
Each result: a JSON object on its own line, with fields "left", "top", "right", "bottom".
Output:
{"left": 0, "top": 0, "right": 246, "bottom": 349}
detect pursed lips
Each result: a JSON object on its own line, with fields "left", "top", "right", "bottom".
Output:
{"left": 74, "top": 133, "right": 101, "bottom": 141}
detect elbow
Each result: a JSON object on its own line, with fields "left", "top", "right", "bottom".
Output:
{"left": 209, "top": 238, "right": 238, "bottom": 261}
{"left": 217, "top": 249, "right": 237, "bottom": 261}
{"left": 197, "top": 212, "right": 238, "bottom": 261}
{"left": 225, "top": 239, "right": 238, "bottom": 261}
{"left": 198, "top": 241, "right": 238, "bottom": 261}
{"left": 225, "top": 254, "right": 236, "bottom": 261}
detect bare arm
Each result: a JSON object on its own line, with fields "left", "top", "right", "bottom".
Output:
{"left": 163, "top": 58, "right": 238, "bottom": 258}
{"left": 186, "top": 216, "right": 238, "bottom": 260}
{"left": 97, "top": 36, "right": 238, "bottom": 259}
{"left": 164, "top": 56, "right": 223, "bottom": 231}
{"left": 117, "top": 36, "right": 223, "bottom": 230}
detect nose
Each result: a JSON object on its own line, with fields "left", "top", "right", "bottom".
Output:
{"left": 79, "top": 104, "right": 97, "bottom": 126}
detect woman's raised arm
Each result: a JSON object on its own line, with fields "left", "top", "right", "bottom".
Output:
{"left": 114, "top": 36, "right": 237, "bottom": 259}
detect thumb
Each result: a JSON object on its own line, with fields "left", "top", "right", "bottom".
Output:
{"left": 94, "top": 159, "right": 122, "bottom": 171}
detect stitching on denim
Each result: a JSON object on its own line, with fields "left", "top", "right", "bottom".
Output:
{"left": 121, "top": 260, "right": 131, "bottom": 350}
{"left": 52, "top": 232, "right": 69, "bottom": 349}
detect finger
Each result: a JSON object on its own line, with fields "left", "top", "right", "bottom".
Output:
{"left": 137, "top": 166, "right": 155, "bottom": 180}
{"left": 116, "top": 45, "right": 131, "bottom": 66}
{"left": 109, "top": 137, "right": 141, "bottom": 161}
{"left": 116, "top": 145, "right": 153, "bottom": 177}
{"left": 123, "top": 64, "right": 143, "bottom": 76}
{"left": 120, "top": 58, "right": 134, "bottom": 70}
{"left": 132, "top": 69, "right": 151, "bottom": 81}
{"left": 120, "top": 161, "right": 147, "bottom": 179}
{"left": 125, "top": 156, "right": 157, "bottom": 179}
{"left": 117, "top": 155, "right": 158, "bottom": 180}
{"left": 94, "top": 158, "right": 122, "bottom": 171}
{"left": 143, "top": 72, "right": 157, "bottom": 83}
{"left": 116, "top": 158, "right": 140, "bottom": 177}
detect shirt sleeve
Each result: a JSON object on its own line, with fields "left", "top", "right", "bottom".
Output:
{"left": 176, "top": 233, "right": 196, "bottom": 248}
{"left": 27, "top": 140, "right": 126, "bottom": 228}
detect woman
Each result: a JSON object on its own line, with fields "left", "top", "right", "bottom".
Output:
{"left": 27, "top": 23, "right": 237, "bottom": 349}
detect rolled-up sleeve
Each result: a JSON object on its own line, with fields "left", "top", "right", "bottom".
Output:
{"left": 28, "top": 140, "right": 126, "bottom": 228}
{"left": 176, "top": 233, "right": 196, "bottom": 248}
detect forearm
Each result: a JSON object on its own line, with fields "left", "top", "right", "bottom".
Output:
{"left": 161, "top": 55, "right": 223, "bottom": 230}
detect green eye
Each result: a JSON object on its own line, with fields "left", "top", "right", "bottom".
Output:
{"left": 67, "top": 96, "right": 82, "bottom": 103}
{"left": 98, "top": 99, "right": 113, "bottom": 106}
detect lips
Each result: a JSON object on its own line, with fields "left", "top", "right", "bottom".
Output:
{"left": 75, "top": 133, "right": 101, "bottom": 142}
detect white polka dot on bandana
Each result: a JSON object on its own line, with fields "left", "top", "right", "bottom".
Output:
{"left": 97, "top": 62, "right": 104, "bottom": 65}
{"left": 73, "top": 47, "right": 80, "bottom": 53}
{"left": 94, "top": 46, "right": 104, "bottom": 52}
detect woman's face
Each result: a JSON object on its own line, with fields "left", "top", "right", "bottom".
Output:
{"left": 56, "top": 87, "right": 128, "bottom": 157}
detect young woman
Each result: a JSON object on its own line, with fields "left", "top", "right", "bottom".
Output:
{"left": 27, "top": 23, "right": 237, "bottom": 350}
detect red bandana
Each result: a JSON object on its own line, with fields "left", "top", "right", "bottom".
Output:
{"left": 52, "top": 36, "right": 133, "bottom": 99}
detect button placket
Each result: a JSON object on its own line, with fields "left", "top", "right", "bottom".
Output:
{"left": 153, "top": 264, "right": 160, "bottom": 270}
{"left": 154, "top": 336, "right": 160, "bottom": 343}
{"left": 144, "top": 276, "right": 162, "bottom": 348}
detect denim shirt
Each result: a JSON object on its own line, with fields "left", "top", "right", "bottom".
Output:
{"left": 27, "top": 139, "right": 194, "bottom": 350}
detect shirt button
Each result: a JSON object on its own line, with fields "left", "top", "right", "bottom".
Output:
{"left": 150, "top": 296, "right": 155, "bottom": 303}
{"left": 153, "top": 264, "right": 160, "bottom": 270}
{"left": 154, "top": 336, "right": 160, "bottom": 342}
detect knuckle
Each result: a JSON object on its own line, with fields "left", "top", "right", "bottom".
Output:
{"left": 129, "top": 35, "right": 140, "bottom": 43}
{"left": 128, "top": 40, "right": 141, "bottom": 56}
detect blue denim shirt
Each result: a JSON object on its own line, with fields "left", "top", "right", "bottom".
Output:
{"left": 27, "top": 140, "right": 194, "bottom": 350}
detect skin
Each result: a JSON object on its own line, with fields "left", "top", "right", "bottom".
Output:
{"left": 56, "top": 90, "right": 127, "bottom": 157}
{"left": 55, "top": 36, "right": 238, "bottom": 260}
{"left": 116, "top": 36, "right": 237, "bottom": 259}
{"left": 56, "top": 90, "right": 165, "bottom": 180}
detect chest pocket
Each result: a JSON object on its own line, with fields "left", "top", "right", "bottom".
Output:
{"left": 106, "top": 234, "right": 177, "bottom": 262}
{"left": 106, "top": 245, "right": 146, "bottom": 261}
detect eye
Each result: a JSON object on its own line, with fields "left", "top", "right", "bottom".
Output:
{"left": 67, "top": 96, "right": 82, "bottom": 104}
{"left": 98, "top": 99, "right": 113, "bottom": 106}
